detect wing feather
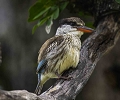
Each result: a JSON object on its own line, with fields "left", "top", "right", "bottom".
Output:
{"left": 38, "top": 35, "right": 64, "bottom": 62}
{"left": 37, "top": 35, "right": 65, "bottom": 73}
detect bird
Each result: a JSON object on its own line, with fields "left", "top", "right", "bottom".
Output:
{"left": 34, "top": 17, "right": 94, "bottom": 95}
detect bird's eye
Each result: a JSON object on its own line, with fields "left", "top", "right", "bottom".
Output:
{"left": 69, "top": 22, "right": 76, "bottom": 26}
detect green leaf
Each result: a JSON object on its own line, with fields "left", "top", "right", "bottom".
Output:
{"left": 44, "top": 6, "right": 59, "bottom": 33}
{"left": 85, "top": 22, "right": 94, "bottom": 28}
{"left": 45, "top": 21, "right": 53, "bottom": 34}
{"left": 37, "top": 0, "right": 43, "bottom": 2}
{"left": 42, "top": 6, "right": 58, "bottom": 25}
{"left": 59, "top": 1, "right": 69, "bottom": 11}
{"left": 53, "top": 7, "right": 59, "bottom": 19}
{"left": 115, "top": 0, "right": 120, "bottom": 3}
{"left": 29, "top": 0, "right": 69, "bottom": 34}
{"left": 78, "top": 12, "right": 84, "bottom": 16}
{"left": 32, "top": 17, "right": 49, "bottom": 34}
{"left": 45, "top": 16, "right": 53, "bottom": 34}
{"left": 32, "top": 25, "right": 38, "bottom": 34}
{"left": 28, "top": 1, "right": 54, "bottom": 22}
{"left": 32, "top": 7, "right": 51, "bottom": 21}
{"left": 46, "top": 16, "right": 53, "bottom": 26}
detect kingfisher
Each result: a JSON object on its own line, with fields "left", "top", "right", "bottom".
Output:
{"left": 35, "top": 17, "right": 94, "bottom": 95}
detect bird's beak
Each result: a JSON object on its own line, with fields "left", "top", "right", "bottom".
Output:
{"left": 77, "top": 26, "right": 95, "bottom": 33}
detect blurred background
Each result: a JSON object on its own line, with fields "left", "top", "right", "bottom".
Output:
{"left": 0, "top": 0, "right": 120, "bottom": 100}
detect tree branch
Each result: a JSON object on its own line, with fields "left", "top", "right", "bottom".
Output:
{"left": 0, "top": 90, "right": 39, "bottom": 100}
{"left": 39, "top": 13, "right": 120, "bottom": 100}
{"left": 0, "top": 13, "right": 120, "bottom": 100}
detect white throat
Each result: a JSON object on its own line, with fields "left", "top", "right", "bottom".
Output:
{"left": 56, "top": 25, "right": 83, "bottom": 37}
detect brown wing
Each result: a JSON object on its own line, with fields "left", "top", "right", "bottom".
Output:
{"left": 38, "top": 35, "right": 65, "bottom": 63}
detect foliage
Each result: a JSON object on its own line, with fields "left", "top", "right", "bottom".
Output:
{"left": 28, "top": 0, "right": 69, "bottom": 34}
{"left": 115, "top": 0, "right": 120, "bottom": 4}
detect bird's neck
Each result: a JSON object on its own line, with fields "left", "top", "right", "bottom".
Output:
{"left": 56, "top": 25, "right": 84, "bottom": 38}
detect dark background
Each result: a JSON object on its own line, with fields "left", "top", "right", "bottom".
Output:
{"left": 0, "top": 0, "right": 120, "bottom": 100}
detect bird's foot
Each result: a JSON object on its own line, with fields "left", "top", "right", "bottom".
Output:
{"left": 55, "top": 73, "right": 73, "bottom": 80}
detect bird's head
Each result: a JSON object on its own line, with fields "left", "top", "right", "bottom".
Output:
{"left": 56, "top": 17, "right": 95, "bottom": 37}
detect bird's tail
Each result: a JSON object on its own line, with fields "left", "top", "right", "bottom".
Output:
{"left": 34, "top": 80, "right": 43, "bottom": 95}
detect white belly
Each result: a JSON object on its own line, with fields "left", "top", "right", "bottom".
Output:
{"left": 56, "top": 47, "right": 80, "bottom": 74}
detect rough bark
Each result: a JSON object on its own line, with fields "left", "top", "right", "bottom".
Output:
{"left": 0, "top": 13, "right": 120, "bottom": 100}
{"left": 0, "top": 90, "right": 39, "bottom": 100}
